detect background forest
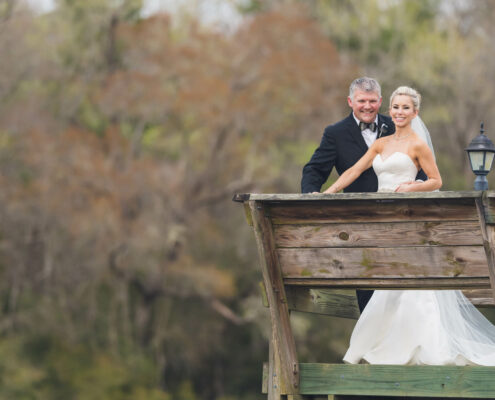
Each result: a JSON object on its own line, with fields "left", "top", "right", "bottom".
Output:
{"left": 1, "top": 0, "right": 495, "bottom": 398}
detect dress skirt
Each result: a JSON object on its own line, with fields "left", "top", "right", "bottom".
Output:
{"left": 343, "top": 290, "right": 495, "bottom": 366}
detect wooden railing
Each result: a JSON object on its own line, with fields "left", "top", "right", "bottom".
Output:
{"left": 234, "top": 191, "right": 495, "bottom": 400}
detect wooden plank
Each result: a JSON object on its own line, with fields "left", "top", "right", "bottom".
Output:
{"left": 333, "top": 396, "right": 478, "bottom": 400}
{"left": 250, "top": 201, "right": 299, "bottom": 394}
{"left": 482, "top": 191, "right": 495, "bottom": 224}
{"left": 274, "top": 221, "right": 483, "bottom": 248}
{"left": 464, "top": 288, "right": 495, "bottom": 306}
{"left": 259, "top": 281, "right": 269, "bottom": 307}
{"left": 476, "top": 195, "right": 495, "bottom": 303}
{"left": 232, "top": 193, "right": 251, "bottom": 202}
{"left": 285, "top": 287, "right": 360, "bottom": 319}
{"left": 298, "top": 363, "right": 495, "bottom": 398}
{"left": 285, "top": 287, "right": 493, "bottom": 317}
{"left": 243, "top": 202, "right": 253, "bottom": 226}
{"left": 278, "top": 246, "right": 488, "bottom": 279}
{"left": 268, "top": 330, "right": 282, "bottom": 400}
{"left": 269, "top": 199, "right": 479, "bottom": 224}
{"left": 242, "top": 191, "right": 484, "bottom": 202}
{"left": 284, "top": 277, "right": 490, "bottom": 289}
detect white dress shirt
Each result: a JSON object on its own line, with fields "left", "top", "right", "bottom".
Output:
{"left": 353, "top": 114, "right": 378, "bottom": 148}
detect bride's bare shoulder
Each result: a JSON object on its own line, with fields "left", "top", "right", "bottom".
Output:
{"left": 412, "top": 133, "right": 429, "bottom": 147}
{"left": 412, "top": 134, "right": 433, "bottom": 156}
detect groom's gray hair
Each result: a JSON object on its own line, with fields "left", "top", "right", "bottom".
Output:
{"left": 349, "top": 77, "right": 381, "bottom": 100}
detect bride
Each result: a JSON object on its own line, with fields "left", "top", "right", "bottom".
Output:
{"left": 324, "top": 86, "right": 495, "bottom": 366}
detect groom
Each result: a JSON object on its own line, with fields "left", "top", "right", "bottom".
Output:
{"left": 301, "top": 77, "right": 425, "bottom": 312}
{"left": 302, "top": 77, "right": 394, "bottom": 195}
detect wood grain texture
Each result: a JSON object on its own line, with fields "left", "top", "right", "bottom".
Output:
{"left": 268, "top": 199, "right": 479, "bottom": 225}
{"left": 243, "top": 202, "right": 253, "bottom": 226}
{"left": 285, "top": 288, "right": 493, "bottom": 319}
{"left": 475, "top": 195, "right": 495, "bottom": 302}
{"left": 241, "top": 191, "right": 483, "bottom": 202}
{"left": 268, "top": 330, "right": 282, "bottom": 400}
{"left": 262, "top": 362, "right": 268, "bottom": 394}
{"left": 332, "top": 397, "right": 473, "bottom": 400}
{"left": 250, "top": 201, "right": 299, "bottom": 394}
{"left": 284, "top": 277, "right": 491, "bottom": 289}
{"left": 298, "top": 363, "right": 495, "bottom": 398}
{"left": 285, "top": 287, "right": 360, "bottom": 319}
{"left": 278, "top": 246, "right": 488, "bottom": 279}
{"left": 274, "top": 221, "right": 483, "bottom": 248}
{"left": 464, "top": 288, "right": 495, "bottom": 306}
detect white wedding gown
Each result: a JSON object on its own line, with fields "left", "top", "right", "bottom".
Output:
{"left": 343, "top": 152, "right": 495, "bottom": 366}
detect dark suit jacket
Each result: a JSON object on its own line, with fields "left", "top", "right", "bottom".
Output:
{"left": 301, "top": 112, "right": 427, "bottom": 193}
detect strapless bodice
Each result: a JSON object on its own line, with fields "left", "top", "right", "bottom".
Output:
{"left": 372, "top": 152, "right": 418, "bottom": 192}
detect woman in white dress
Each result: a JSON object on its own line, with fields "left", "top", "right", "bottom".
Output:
{"left": 323, "top": 86, "right": 495, "bottom": 366}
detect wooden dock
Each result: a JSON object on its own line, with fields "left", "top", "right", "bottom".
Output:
{"left": 234, "top": 191, "right": 495, "bottom": 399}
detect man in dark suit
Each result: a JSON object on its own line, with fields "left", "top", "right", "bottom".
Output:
{"left": 302, "top": 77, "right": 394, "bottom": 195}
{"left": 301, "top": 77, "right": 425, "bottom": 312}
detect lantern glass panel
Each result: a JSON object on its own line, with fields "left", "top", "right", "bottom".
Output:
{"left": 469, "top": 151, "right": 487, "bottom": 172}
{"left": 484, "top": 152, "right": 495, "bottom": 171}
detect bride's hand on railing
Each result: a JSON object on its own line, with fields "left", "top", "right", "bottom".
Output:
{"left": 395, "top": 181, "right": 416, "bottom": 192}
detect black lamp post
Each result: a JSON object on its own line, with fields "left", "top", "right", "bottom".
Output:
{"left": 466, "top": 122, "right": 495, "bottom": 190}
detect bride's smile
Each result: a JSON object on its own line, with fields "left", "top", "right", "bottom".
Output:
{"left": 390, "top": 94, "right": 418, "bottom": 129}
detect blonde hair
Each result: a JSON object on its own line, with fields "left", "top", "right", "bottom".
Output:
{"left": 389, "top": 86, "right": 421, "bottom": 110}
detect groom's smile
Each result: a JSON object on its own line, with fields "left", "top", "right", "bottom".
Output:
{"left": 347, "top": 89, "right": 382, "bottom": 124}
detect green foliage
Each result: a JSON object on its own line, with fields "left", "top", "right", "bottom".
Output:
{"left": 236, "top": 0, "right": 265, "bottom": 14}
{"left": 0, "top": 335, "right": 170, "bottom": 400}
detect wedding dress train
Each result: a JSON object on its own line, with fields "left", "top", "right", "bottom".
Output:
{"left": 343, "top": 152, "right": 495, "bottom": 366}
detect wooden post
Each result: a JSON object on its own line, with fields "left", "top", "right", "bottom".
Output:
{"left": 475, "top": 192, "right": 495, "bottom": 302}
{"left": 268, "top": 330, "right": 282, "bottom": 400}
{"left": 250, "top": 200, "right": 299, "bottom": 396}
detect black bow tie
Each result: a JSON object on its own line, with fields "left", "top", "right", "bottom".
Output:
{"left": 359, "top": 122, "right": 377, "bottom": 132}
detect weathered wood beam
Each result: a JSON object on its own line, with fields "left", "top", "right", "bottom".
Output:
{"left": 285, "top": 287, "right": 494, "bottom": 319}
{"left": 268, "top": 330, "right": 282, "bottom": 400}
{"left": 268, "top": 199, "right": 479, "bottom": 224}
{"left": 279, "top": 246, "right": 487, "bottom": 279}
{"left": 284, "top": 277, "right": 490, "bottom": 289}
{"left": 298, "top": 363, "right": 495, "bottom": 398}
{"left": 464, "top": 288, "right": 495, "bottom": 306}
{"left": 250, "top": 200, "right": 299, "bottom": 395}
{"left": 243, "top": 202, "right": 253, "bottom": 226}
{"left": 262, "top": 362, "right": 268, "bottom": 394}
{"left": 274, "top": 221, "right": 482, "bottom": 248}
{"left": 239, "top": 191, "right": 483, "bottom": 202}
{"left": 476, "top": 193, "right": 495, "bottom": 303}
{"left": 332, "top": 396, "right": 475, "bottom": 400}
{"left": 285, "top": 287, "right": 360, "bottom": 319}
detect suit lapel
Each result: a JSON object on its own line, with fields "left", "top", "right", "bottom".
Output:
{"left": 346, "top": 113, "right": 369, "bottom": 153}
